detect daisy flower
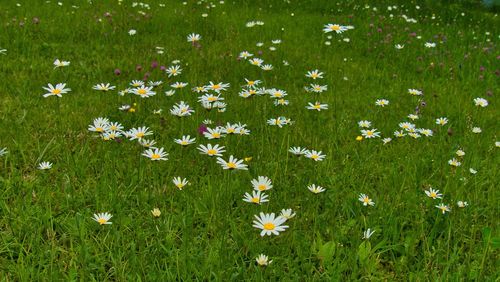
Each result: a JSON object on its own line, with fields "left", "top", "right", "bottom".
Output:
{"left": 456, "top": 150, "right": 465, "bottom": 157}
{"left": 187, "top": 33, "right": 201, "bottom": 43}
{"left": 358, "top": 193, "right": 375, "bottom": 206}
{"left": 192, "top": 86, "right": 208, "bottom": 93}
{"left": 473, "top": 97, "right": 488, "bottom": 107}
{"left": 288, "top": 146, "right": 308, "bottom": 156}
{"left": 375, "top": 99, "right": 389, "bottom": 107}
{"left": 151, "top": 208, "right": 161, "bottom": 217}
{"left": 88, "top": 117, "right": 110, "bottom": 133}
{"left": 425, "top": 188, "right": 443, "bottom": 199}
{"left": 457, "top": 201, "right": 468, "bottom": 208}
{"left": 419, "top": 129, "right": 433, "bottom": 137}
{"left": 142, "top": 147, "right": 168, "bottom": 161}
{"left": 244, "top": 79, "right": 261, "bottom": 88}
{"left": 92, "top": 83, "right": 116, "bottom": 91}
{"left": 306, "top": 84, "right": 328, "bottom": 93}
{"left": 170, "top": 82, "right": 188, "bottom": 89}
{"left": 395, "top": 44, "right": 405, "bottom": 49}
{"left": 361, "top": 129, "right": 380, "bottom": 139}
{"left": 0, "top": 147, "right": 8, "bottom": 157}
{"left": 399, "top": 122, "right": 415, "bottom": 131}
{"left": 323, "top": 23, "right": 349, "bottom": 33}
{"left": 408, "top": 89, "right": 423, "bottom": 96}
{"left": 307, "top": 184, "right": 325, "bottom": 194}
{"left": 251, "top": 176, "right": 273, "bottom": 191}
{"left": 170, "top": 101, "right": 194, "bottom": 117}
{"left": 408, "top": 114, "right": 419, "bottom": 120}
{"left": 305, "top": 150, "right": 326, "bottom": 161}
{"left": 472, "top": 127, "right": 482, "bottom": 133}
{"left": 139, "top": 139, "right": 157, "bottom": 149}
{"left": 206, "top": 81, "right": 230, "bottom": 93}
{"left": 435, "top": 203, "right": 451, "bottom": 214}
{"left": 127, "top": 126, "right": 153, "bottom": 140}
{"left": 268, "top": 89, "right": 288, "bottom": 99}
{"left": 203, "top": 127, "right": 225, "bottom": 139}
{"left": 53, "top": 59, "right": 70, "bottom": 68}
{"left": 132, "top": 86, "right": 156, "bottom": 98}
{"left": 358, "top": 120, "right": 372, "bottom": 128}
{"left": 130, "top": 80, "right": 144, "bottom": 87}
{"left": 216, "top": 155, "right": 248, "bottom": 170}
{"left": 174, "top": 135, "right": 196, "bottom": 146}
{"left": 172, "top": 177, "right": 189, "bottom": 190}
{"left": 197, "top": 144, "right": 225, "bottom": 157}
{"left": 280, "top": 209, "right": 296, "bottom": 220}
{"left": 243, "top": 191, "right": 269, "bottom": 204}
{"left": 249, "top": 58, "right": 264, "bottom": 66}
{"left": 448, "top": 158, "right": 461, "bottom": 167}
{"left": 42, "top": 83, "right": 71, "bottom": 98}
{"left": 425, "top": 42, "right": 436, "bottom": 48}
{"left": 305, "top": 69, "right": 324, "bottom": 79}
{"left": 92, "top": 212, "right": 113, "bottom": 225}
{"left": 238, "top": 51, "right": 253, "bottom": 59}
{"left": 382, "top": 138, "right": 392, "bottom": 144}
{"left": 362, "top": 228, "right": 375, "bottom": 240}
{"left": 274, "top": 99, "right": 289, "bottom": 106}
{"left": 252, "top": 212, "right": 289, "bottom": 236}
{"left": 198, "top": 93, "right": 223, "bottom": 103}
{"left": 306, "top": 102, "right": 328, "bottom": 111}
{"left": 255, "top": 254, "right": 272, "bottom": 266}
{"left": 166, "top": 65, "right": 182, "bottom": 77}
{"left": 261, "top": 64, "right": 273, "bottom": 71}
{"left": 37, "top": 161, "right": 53, "bottom": 170}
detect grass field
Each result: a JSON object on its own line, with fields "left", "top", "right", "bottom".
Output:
{"left": 0, "top": 0, "right": 499, "bottom": 280}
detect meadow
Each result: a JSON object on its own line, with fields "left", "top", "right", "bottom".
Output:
{"left": 0, "top": 0, "right": 499, "bottom": 280}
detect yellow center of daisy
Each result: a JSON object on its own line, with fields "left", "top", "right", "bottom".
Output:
{"left": 207, "top": 97, "right": 217, "bottom": 102}
{"left": 331, "top": 25, "right": 340, "bottom": 31}
{"left": 366, "top": 131, "right": 373, "bottom": 137}
{"left": 314, "top": 86, "right": 321, "bottom": 91}
{"left": 181, "top": 141, "right": 188, "bottom": 145}
{"left": 227, "top": 128, "right": 235, "bottom": 133}
{"left": 430, "top": 192, "right": 436, "bottom": 198}
{"left": 52, "top": 89, "right": 61, "bottom": 95}
{"left": 151, "top": 154, "right": 161, "bottom": 160}
{"left": 248, "top": 81, "right": 255, "bottom": 85}
{"left": 207, "top": 149, "right": 216, "bottom": 155}
{"left": 313, "top": 104, "right": 321, "bottom": 109}
{"left": 227, "top": 162, "right": 237, "bottom": 169}
{"left": 311, "top": 154, "right": 319, "bottom": 160}
{"left": 212, "top": 85, "right": 221, "bottom": 90}
{"left": 258, "top": 184, "right": 267, "bottom": 191}
{"left": 96, "top": 127, "right": 104, "bottom": 132}
{"left": 212, "top": 133, "right": 220, "bottom": 138}
{"left": 176, "top": 183, "right": 184, "bottom": 189}
{"left": 97, "top": 218, "right": 107, "bottom": 225}
{"left": 138, "top": 89, "right": 147, "bottom": 95}
{"left": 263, "top": 223, "right": 275, "bottom": 230}
{"left": 251, "top": 197, "right": 259, "bottom": 203}
{"left": 363, "top": 198, "right": 370, "bottom": 203}
{"left": 311, "top": 73, "right": 318, "bottom": 78}
{"left": 249, "top": 90, "right": 256, "bottom": 95}
{"left": 136, "top": 132, "right": 145, "bottom": 138}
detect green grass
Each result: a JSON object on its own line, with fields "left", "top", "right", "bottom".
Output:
{"left": 0, "top": 0, "right": 499, "bottom": 280}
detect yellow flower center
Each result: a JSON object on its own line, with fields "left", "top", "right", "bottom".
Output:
{"left": 331, "top": 25, "right": 340, "bottom": 31}
{"left": 227, "top": 162, "right": 237, "bottom": 169}
{"left": 227, "top": 128, "right": 235, "bottom": 133}
{"left": 136, "top": 132, "right": 145, "bottom": 138}
{"left": 52, "top": 89, "right": 61, "bottom": 94}
{"left": 96, "top": 127, "right": 104, "bottom": 132}
{"left": 311, "top": 73, "right": 318, "bottom": 78}
{"left": 181, "top": 141, "right": 188, "bottom": 145}
{"left": 311, "top": 154, "right": 319, "bottom": 160}
{"left": 151, "top": 154, "right": 161, "bottom": 160}
{"left": 313, "top": 104, "right": 321, "bottom": 109}
{"left": 207, "top": 149, "right": 216, "bottom": 155}
{"left": 138, "top": 89, "right": 147, "bottom": 95}
{"left": 212, "top": 85, "right": 221, "bottom": 90}
{"left": 366, "top": 131, "right": 373, "bottom": 136}
{"left": 248, "top": 81, "right": 254, "bottom": 85}
{"left": 207, "top": 97, "right": 217, "bottom": 102}
{"left": 176, "top": 183, "right": 184, "bottom": 189}
{"left": 251, "top": 197, "right": 259, "bottom": 203}
{"left": 263, "top": 223, "right": 275, "bottom": 230}
{"left": 212, "top": 133, "right": 220, "bottom": 138}
{"left": 97, "top": 218, "right": 107, "bottom": 225}
{"left": 249, "top": 90, "right": 256, "bottom": 95}
{"left": 363, "top": 198, "right": 370, "bottom": 203}
{"left": 430, "top": 192, "right": 436, "bottom": 198}
{"left": 258, "top": 184, "right": 267, "bottom": 191}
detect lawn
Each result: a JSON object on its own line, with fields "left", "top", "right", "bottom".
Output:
{"left": 0, "top": 0, "right": 499, "bottom": 280}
